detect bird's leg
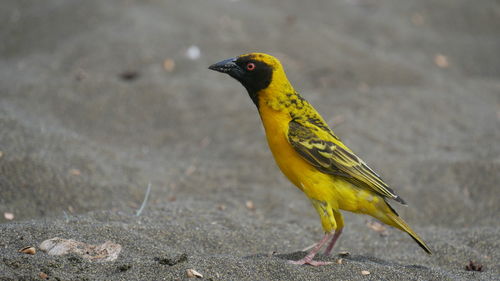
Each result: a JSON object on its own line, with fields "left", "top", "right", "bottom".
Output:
{"left": 323, "top": 227, "right": 343, "bottom": 256}
{"left": 289, "top": 233, "right": 333, "bottom": 266}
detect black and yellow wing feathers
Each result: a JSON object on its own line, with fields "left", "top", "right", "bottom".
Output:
{"left": 287, "top": 118, "right": 406, "bottom": 204}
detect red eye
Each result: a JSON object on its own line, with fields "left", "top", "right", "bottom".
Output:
{"left": 246, "top": 62, "right": 256, "bottom": 71}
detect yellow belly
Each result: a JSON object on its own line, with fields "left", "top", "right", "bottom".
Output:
{"left": 258, "top": 104, "right": 384, "bottom": 216}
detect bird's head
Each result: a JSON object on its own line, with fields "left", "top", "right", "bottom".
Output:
{"left": 209, "top": 53, "right": 289, "bottom": 106}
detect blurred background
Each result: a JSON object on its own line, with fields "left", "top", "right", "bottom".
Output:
{"left": 0, "top": 0, "right": 499, "bottom": 280}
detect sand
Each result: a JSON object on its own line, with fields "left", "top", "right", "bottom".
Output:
{"left": 1, "top": 0, "right": 499, "bottom": 280}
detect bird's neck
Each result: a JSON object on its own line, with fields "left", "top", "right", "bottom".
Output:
{"left": 256, "top": 70, "right": 304, "bottom": 110}
{"left": 260, "top": 89, "right": 305, "bottom": 111}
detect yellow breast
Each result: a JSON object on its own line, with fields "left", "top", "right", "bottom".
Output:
{"left": 258, "top": 101, "right": 337, "bottom": 201}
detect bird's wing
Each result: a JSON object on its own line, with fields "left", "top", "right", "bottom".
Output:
{"left": 287, "top": 119, "right": 406, "bottom": 204}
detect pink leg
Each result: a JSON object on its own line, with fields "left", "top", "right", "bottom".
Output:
{"left": 323, "top": 228, "right": 343, "bottom": 256}
{"left": 289, "top": 233, "right": 333, "bottom": 266}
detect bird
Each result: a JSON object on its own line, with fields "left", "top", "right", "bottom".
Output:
{"left": 209, "top": 53, "right": 431, "bottom": 266}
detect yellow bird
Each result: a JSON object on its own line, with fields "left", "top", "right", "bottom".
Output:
{"left": 209, "top": 53, "right": 431, "bottom": 266}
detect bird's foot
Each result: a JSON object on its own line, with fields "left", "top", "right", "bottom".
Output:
{"left": 288, "top": 258, "right": 333, "bottom": 266}
{"left": 288, "top": 233, "right": 335, "bottom": 266}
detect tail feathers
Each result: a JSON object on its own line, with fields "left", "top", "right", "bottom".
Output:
{"left": 387, "top": 212, "right": 432, "bottom": 254}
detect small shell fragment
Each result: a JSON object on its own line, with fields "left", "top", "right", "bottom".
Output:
{"left": 19, "top": 246, "right": 36, "bottom": 255}
{"left": 186, "top": 269, "right": 203, "bottom": 278}
{"left": 40, "top": 237, "right": 121, "bottom": 262}
{"left": 434, "top": 54, "right": 449, "bottom": 68}
{"left": 245, "top": 200, "right": 255, "bottom": 210}
{"left": 39, "top": 272, "right": 48, "bottom": 279}
{"left": 185, "top": 45, "right": 201, "bottom": 60}
{"left": 361, "top": 270, "right": 370, "bottom": 275}
{"left": 4, "top": 212, "right": 14, "bottom": 220}
{"left": 336, "top": 258, "right": 343, "bottom": 264}
{"left": 163, "top": 59, "right": 175, "bottom": 72}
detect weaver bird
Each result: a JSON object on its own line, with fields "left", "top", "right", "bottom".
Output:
{"left": 209, "top": 53, "right": 431, "bottom": 266}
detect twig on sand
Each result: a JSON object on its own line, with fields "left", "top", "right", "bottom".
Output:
{"left": 136, "top": 182, "right": 152, "bottom": 216}
{"left": 63, "top": 211, "right": 70, "bottom": 223}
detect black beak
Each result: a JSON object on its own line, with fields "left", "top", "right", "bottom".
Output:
{"left": 208, "top": 57, "right": 240, "bottom": 74}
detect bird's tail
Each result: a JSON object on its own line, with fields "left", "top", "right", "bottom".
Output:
{"left": 383, "top": 202, "right": 432, "bottom": 254}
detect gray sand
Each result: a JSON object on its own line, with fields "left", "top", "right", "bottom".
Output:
{"left": 1, "top": 0, "right": 499, "bottom": 280}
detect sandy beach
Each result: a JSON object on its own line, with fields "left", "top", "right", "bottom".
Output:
{"left": 1, "top": 0, "right": 499, "bottom": 280}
